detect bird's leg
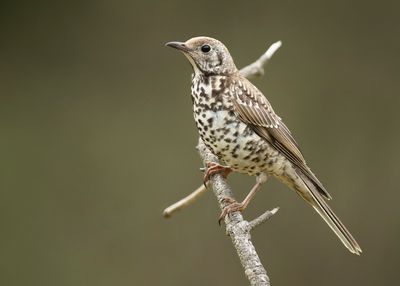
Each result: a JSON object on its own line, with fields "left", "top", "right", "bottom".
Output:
{"left": 203, "top": 162, "right": 232, "bottom": 186}
{"left": 218, "top": 173, "right": 268, "bottom": 224}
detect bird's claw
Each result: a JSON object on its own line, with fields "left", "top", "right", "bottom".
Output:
{"left": 218, "top": 197, "right": 244, "bottom": 225}
{"left": 203, "top": 162, "right": 232, "bottom": 187}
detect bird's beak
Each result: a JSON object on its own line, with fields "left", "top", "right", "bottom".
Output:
{"left": 165, "top": 41, "right": 189, "bottom": 52}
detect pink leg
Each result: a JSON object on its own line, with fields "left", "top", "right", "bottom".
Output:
{"left": 218, "top": 173, "right": 268, "bottom": 224}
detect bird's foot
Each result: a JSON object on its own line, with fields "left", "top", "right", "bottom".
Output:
{"left": 203, "top": 162, "right": 232, "bottom": 186}
{"left": 218, "top": 197, "right": 244, "bottom": 225}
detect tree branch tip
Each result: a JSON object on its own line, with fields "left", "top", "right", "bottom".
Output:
{"left": 249, "top": 207, "right": 280, "bottom": 230}
{"left": 268, "top": 41, "right": 282, "bottom": 52}
{"left": 272, "top": 40, "right": 282, "bottom": 48}
{"left": 239, "top": 40, "right": 282, "bottom": 79}
{"left": 162, "top": 184, "right": 209, "bottom": 218}
{"left": 163, "top": 210, "right": 172, "bottom": 218}
{"left": 270, "top": 206, "right": 280, "bottom": 214}
{"left": 263, "top": 41, "right": 282, "bottom": 59}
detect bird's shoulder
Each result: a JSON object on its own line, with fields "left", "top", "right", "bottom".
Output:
{"left": 225, "top": 73, "right": 281, "bottom": 129}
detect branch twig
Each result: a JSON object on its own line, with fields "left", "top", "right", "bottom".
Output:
{"left": 163, "top": 184, "right": 207, "bottom": 218}
{"left": 249, "top": 207, "right": 280, "bottom": 230}
{"left": 163, "top": 41, "right": 282, "bottom": 286}
{"left": 240, "top": 41, "right": 282, "bottom": 78}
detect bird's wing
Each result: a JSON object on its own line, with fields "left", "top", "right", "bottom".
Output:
{"left": 230, "top": 76, "right": 331, "bottom": 199}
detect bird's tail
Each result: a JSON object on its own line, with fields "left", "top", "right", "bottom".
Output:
{"left": 296, "top": 171, "right": 362, "bottom": 255}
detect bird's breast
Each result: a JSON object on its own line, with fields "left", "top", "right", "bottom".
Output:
{"left": 190, "top": 75, "right": 280, "bottom": 175}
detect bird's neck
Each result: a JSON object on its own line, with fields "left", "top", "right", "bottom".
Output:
{"left": 190, "top": 73, "right": 233, "bottom": 111}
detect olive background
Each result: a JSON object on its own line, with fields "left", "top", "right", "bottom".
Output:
{"left": 1, "top": 1, "right": 399, "bottom": 285}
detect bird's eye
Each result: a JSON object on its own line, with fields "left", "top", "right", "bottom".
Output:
{"left": 201, "top": 44, "right": 211, "bottom": 53}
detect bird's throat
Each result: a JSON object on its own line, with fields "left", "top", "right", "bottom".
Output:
{"left": 183, "top": 53, "right": 201, "bottom": 75}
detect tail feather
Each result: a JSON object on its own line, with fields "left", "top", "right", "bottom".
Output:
{"left": 298, "top": 171, "right": 362, "bottom": 255}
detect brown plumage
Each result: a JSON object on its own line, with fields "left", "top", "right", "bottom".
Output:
{"left": 231, "top": 76, "right": 331, "bottom": 200}
{"left": 166, "top": 36, "right": 362, "bottom": 255}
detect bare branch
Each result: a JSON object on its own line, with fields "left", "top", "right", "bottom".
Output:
{"left": 249, "top": 207, "right": 280, "bottom": 230}
{"left": 163, "top": 185, "right": 208, "bottom": 218}
{"left": 239, "top": 41, "right": 282, "bottom": 78}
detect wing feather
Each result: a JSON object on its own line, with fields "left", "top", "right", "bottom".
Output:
{"left": 231, "top": 77, "right": 331, "bottom": 199}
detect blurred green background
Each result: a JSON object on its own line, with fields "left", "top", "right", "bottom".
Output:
{"left": 1, "top": 1, "right": 399, "bottom": 285}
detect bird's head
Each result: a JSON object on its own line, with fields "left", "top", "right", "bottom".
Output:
{"left": 166, "top": 36, "right": 237, "bottom": 76}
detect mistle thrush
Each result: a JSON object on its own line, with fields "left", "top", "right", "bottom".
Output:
{"left": 166, "top": 36, "right": 361, "bottom": 255}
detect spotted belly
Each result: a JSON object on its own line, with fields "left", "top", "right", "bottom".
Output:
{"left": 194, "top": 109, "right": 285, "bottom": 176}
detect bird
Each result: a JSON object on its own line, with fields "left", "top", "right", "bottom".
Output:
{"left": 165, "top": 36, "right": 362, "bottom": 255}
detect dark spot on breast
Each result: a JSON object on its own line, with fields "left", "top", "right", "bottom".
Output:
{"left": 243, "top": 126, "right": 253, "bottom": 136}
{"left": 246, "top": 140, "right": 254, "bottom": 146}
{"left": 200, "top": 87, "right": 207, "bottom": 97}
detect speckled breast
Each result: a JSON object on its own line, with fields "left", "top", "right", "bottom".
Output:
{"left": 190, "top": 74, "right": 282, "bottom": 176}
